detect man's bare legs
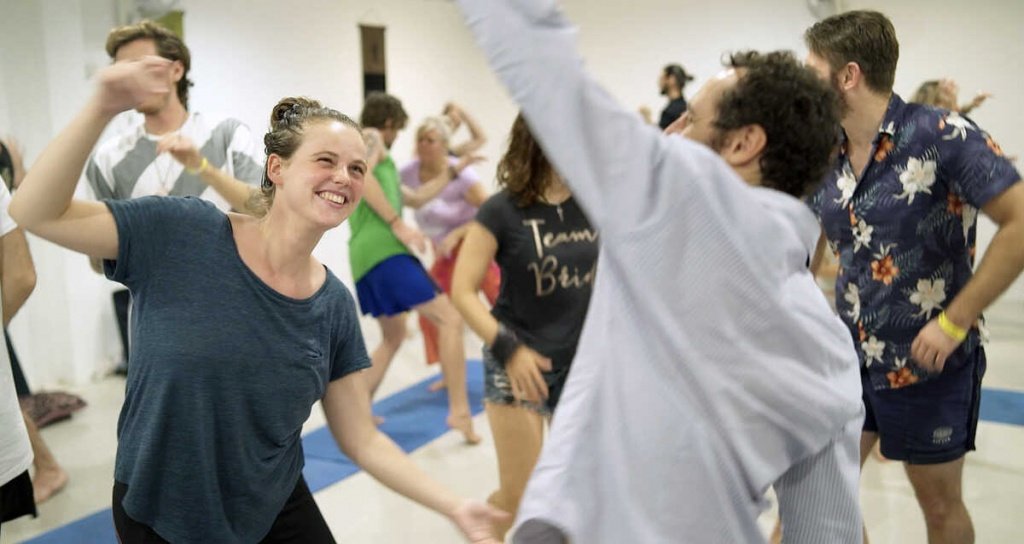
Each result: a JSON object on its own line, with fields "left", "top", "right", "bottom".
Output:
{"left": 23, "top": 411, "right": 68, "bottom": 503}
{"left": 416, "top": 294, "right": 479, "bottom": 444}
{"left": 364, "top": 313, "right": 409, "bottom": 397}
{"left": 363, "top": 313, "right": 409, "bottom": 425}
{"left": 905, "top": 457, "right": 973, "bottom": 544}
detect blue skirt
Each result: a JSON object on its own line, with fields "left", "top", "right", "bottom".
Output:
{"left": 355, "top": 254, "right": 439, "bottom": 317}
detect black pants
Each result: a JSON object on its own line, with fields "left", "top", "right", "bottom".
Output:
{"left": 1, "top": 470, "right": 37, "bottom": 535}
{"left": 112, "top": 476, "right": 335, "bottom": 543}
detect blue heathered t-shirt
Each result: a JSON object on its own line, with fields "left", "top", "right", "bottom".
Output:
{"left": 103, "top": 196, "right": 370, "bottom": 543}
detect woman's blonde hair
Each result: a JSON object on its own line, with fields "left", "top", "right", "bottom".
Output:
{"left": 416, "top": 116, "right": 452, "bottom": 144}
{"left": 911, "top": 80, "right": 942, "bottom": 106}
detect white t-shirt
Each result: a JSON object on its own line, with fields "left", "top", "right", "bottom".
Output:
{"left": 0, "top": 182, "right": 32, "bottom": 486}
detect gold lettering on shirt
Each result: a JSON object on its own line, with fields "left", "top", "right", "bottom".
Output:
{"left": 522, "top": 216, "right": 598, "bottom": 297}
{"left": 542, "top": 229, "right": 600, "bottom": 250}
{"left": 523, "top": 219, "right": 599, "bottom": 259}
{"left": 527, "top": 256, "right": 598, "bottom": 297}
{"left": 523, "top": 219, "right": 548, "bottom": 258}
{"left": 528, "top": 256, "right": 559, "bottom": 296}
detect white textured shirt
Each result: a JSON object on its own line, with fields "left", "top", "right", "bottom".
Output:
{"left": 456, "top": 1, "right": 864, "bottom": 542}
{"left": 0, "top": 182, "right": 32, "bottom": 486}
{"left": 82, "top": 112, "right": 263, "bottom": 210}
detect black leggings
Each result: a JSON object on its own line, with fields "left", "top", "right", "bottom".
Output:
{"left": 112, "top": 476, "right": 335, "bottom": 543}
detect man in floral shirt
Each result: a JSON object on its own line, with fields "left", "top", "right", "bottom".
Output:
{"left": 805, "top": 10, "right": 1024, "bottom": 543}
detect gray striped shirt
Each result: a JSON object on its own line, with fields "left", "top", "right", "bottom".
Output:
{"left": 83, "top": 112, "right": 263, "bottom": 210}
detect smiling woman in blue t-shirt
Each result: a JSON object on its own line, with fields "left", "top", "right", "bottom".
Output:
{"left": 10, "top": 56, "right": 505, "bottom": 544}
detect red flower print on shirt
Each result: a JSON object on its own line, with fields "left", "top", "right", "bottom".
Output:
{"left": 871, "top": 255, "right": 899, "bottom": 285}
{"left": 886, "top": 366, "right": 919, "bottom": 389}
{"left": 875, "top": 135, "right": 894, "bottom": 162}
{"left": 947, "top": 193, "right": 964, "bottom": 216}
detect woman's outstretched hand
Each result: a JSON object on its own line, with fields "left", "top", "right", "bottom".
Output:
{"left": 450, "top": 499, "right": 512, "bottom": 543}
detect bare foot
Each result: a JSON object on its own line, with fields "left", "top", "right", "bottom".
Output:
{"left": 427, "top": 379, "right": 446, "bottom": 393}
{"left": 33, "top": 466, "right": 69, "bottom": 504}
{"left": 447, "top": 413, "right": 481, "bottom": 445}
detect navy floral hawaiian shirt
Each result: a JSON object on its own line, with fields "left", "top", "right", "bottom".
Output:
{"left": 810, "top": 94, "right": 1020, "bottom": 391}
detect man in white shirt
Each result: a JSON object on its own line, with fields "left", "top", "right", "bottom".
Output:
{"left": 0, "top": 181, "right": 36, "bottom": 533}
{"left": 456, "top": 1, "right": 864, "bottom": 542}
{"left": 84, "top": 21, "right": 262, "bottom": 209}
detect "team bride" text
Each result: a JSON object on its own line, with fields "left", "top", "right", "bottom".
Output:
{"left": 522, "top": 219, "right": 598, "bottom": 296}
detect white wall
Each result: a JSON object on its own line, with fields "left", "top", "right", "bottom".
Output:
{"left": 0, "top": 57, "right": 9, "bottom": 132}
{"left": 180, "top": 0, "right": 519, "bottom": 286}
{"left": 1, "top": 0, "right": 126, "bottom": 388}
{"left": 1, "top": 0, "right": 1021, "bottom": 387}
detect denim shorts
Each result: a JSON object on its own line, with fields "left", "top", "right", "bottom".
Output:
{"left": 863, "top": 347, "right": 986, "bottom": 464}
{"left": 483, "top": 346, "right": 572, "bottom": 416}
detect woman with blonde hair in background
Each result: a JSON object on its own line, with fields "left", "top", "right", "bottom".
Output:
{"left": 911, "top": 78, "right": 991, "bottom": 115}
{"left": 400, "top": 116, "right": 499, "bottom": 376}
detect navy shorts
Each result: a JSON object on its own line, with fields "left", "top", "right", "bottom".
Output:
{"left": 355, "top": 254, "right": 439, "bottom": 317}
{"left": 862, "top": 348, "right": 986, "bottom": 464}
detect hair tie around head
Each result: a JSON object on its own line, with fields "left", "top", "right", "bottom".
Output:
{"left": 274, "top": 102, "right": 303, "bottom": 126}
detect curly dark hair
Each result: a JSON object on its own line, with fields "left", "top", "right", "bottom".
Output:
{"left": 804, "top": 10, "right": 899, "bottom": 94}
{"left": 106, "top": 21, "right": 194, "bottom": 110}
{"left": 496, "top": 114, "right": 557, "bottom": 207}
{"left": 713, "top": 51, "right": 840, "bottom": 198}
{"left": 359, "top": 92, "right": 408, "bottom": 130}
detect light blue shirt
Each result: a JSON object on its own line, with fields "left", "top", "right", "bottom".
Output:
{"left": 456, "top": 1, "right": 864, "bottom": 542}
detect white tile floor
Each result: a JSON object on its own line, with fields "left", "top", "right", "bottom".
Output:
{"left": 3, "top": 300, "right": 1023, "bottom": 543}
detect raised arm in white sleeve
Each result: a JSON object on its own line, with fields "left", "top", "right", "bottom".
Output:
{"left": 456, "top": 0, "right": 733, "bottom": 241}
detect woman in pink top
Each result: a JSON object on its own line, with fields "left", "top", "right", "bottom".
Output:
{"left": 401, "top": 117, "right": 500, "bottom": 368}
